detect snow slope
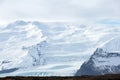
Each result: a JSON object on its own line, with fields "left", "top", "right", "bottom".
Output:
{"left": 0, "top": 21, "right": 47, "bottom": 70}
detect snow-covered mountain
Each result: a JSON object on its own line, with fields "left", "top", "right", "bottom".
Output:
{"left": 0, "top": 21, "right": 88, "bottom": 76}
{"left": 75, "top": 36, "right": 120, "bottom": 76}
{"left": 0, "top": 20, "right": 120, "bottom": 76}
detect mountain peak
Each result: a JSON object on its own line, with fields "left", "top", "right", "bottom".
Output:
{"left": 76, "top": 36, "right": 120, "bottom": 76}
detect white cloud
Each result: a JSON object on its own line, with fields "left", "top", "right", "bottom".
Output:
{"left": 0, "top": 0, "right": 119, "bottom": 23}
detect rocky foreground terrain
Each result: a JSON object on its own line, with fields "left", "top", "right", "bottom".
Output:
{"left": 0, "top": 74, "right": 120, "bottom": 80}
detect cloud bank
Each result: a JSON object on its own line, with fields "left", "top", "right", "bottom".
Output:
{"left": 0, "top": 0, "right": 119, "bottom": 23}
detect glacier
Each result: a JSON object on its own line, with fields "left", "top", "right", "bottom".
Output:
{"left": 0, "top": 20, "right": 120, "bottom": 76}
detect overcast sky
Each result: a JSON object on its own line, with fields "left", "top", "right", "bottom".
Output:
{"left": 0, "top": 0, "right": 120, "bottom": 24}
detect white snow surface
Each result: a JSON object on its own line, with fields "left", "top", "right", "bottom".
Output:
{"left": 100, "top": 36, "right": 120, "bottom": 52}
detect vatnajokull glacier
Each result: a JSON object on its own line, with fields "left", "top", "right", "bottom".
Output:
{"left": 0, "top": 20, "right": 120, "bottom": 76}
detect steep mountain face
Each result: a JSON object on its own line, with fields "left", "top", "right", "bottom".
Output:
{"left": 75, "top": 37, "right": 120, "bottom": 76}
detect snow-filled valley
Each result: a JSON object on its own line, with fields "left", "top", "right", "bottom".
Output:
{"left": 0, "top": 20, "right": 120, "bottom": 76}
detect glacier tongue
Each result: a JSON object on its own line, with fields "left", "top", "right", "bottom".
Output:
{"left": 0, "top": 21, "right": 93, "bottom": 76}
